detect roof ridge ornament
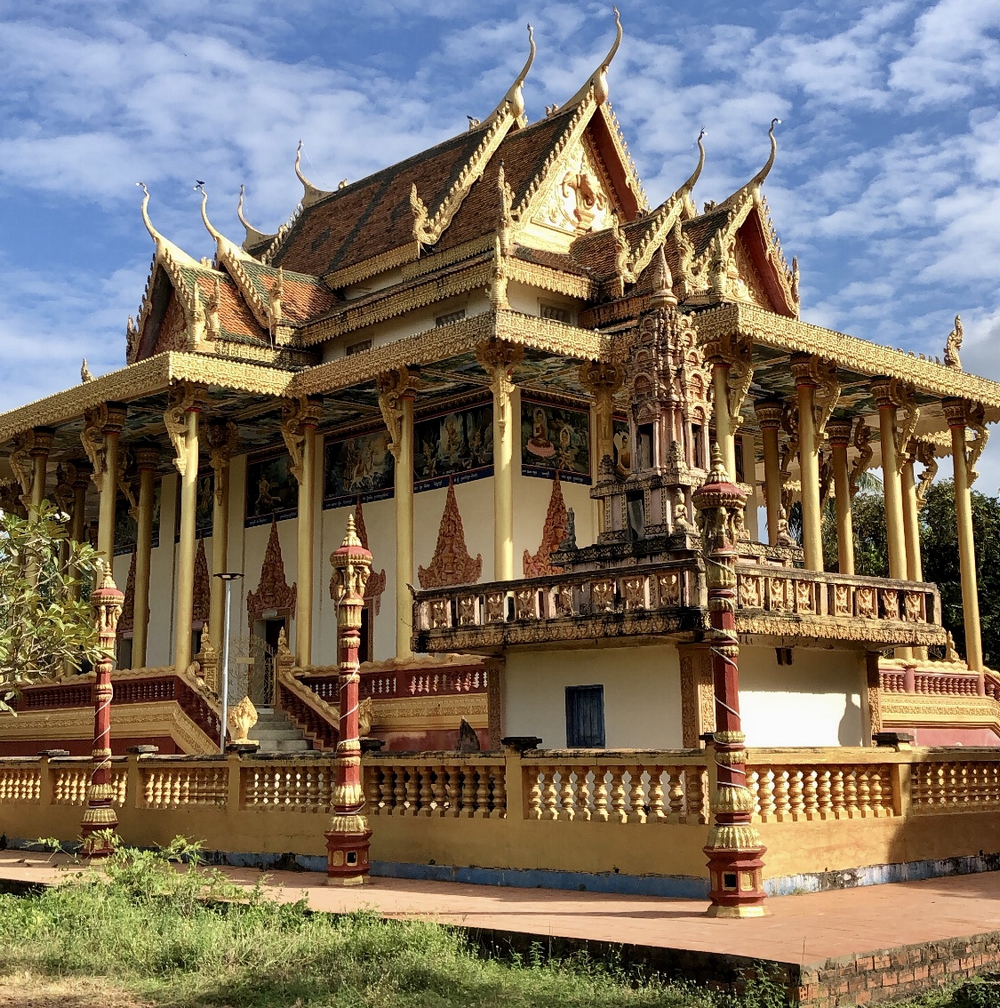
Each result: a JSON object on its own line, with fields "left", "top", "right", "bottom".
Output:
{"left": 482, "top": 24, "right": 535, "bottom": 129}
{"left": 563, "top": 6, "right": 623, "bottom": 109}
{"left": 295, "top": 141, "right": 333, "bottom": 208}
{"left": 135, "top": 182, "right": 201, "bottom": 268}
{"left": 719, "top": 118, "right": 780, "bottom": 210}
{"left": 680, "top": 128, "right": 706, "bottom": 218}
{"left": 194, "top": 182, "right": 254, "bottom": 263}
{"left": 238, "top": 185, "right": 276, "bottom": 249}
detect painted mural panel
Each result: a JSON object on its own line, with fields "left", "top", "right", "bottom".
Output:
{"left": 324, "top": 429, "right": 395, "bottom": 509}
{"left": 521, "top": 398, "right": 590, "bottom": 483}
{"left": 113, "top": 484, "right": 161, "bottom": 556}
{"left": 245, "top": 454, "right": 297, "bottom": 526}
{"left": 414, "top": 403, "right": 493, "bottom": 492}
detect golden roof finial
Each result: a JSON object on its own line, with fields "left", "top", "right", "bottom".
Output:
{"left": 649, "top": 244, "right": 676, "bottom": 309}
{"left": 564, "top": 7, "right": 623, "bottom": 108}
{"left": 237, "top": 185, "right": 275, "bottom": 249}
{"left": 295, "top": 141, "right": 331, "bottom": 207}
{"left": 482, "top": 24, "right": 536, "bottom": 128}
{"left": 194, "top": 182, "right": 223, "bottom": 245}
{"left": 679, "top": 129, "right": 706, "bottom": 216}
{"left": 135, "top": 182, "right": 200, "bottom": 266}
{"left": 81, "top": 358, "right": 94, "bottom": 383}
{"left": 749, "top": 118, "right": 781, "bottom": 191}
{"left": 343, "top": 513, "right": 361, "bottom": 548}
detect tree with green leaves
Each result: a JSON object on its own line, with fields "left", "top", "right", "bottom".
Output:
{"left": 0, "top": 502, "right": 105, "bottom": 713}
{"left": 820, "top": 477, "right": 1000, "bottom": 666}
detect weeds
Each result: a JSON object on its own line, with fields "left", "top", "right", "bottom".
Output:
{"left": 0, "top": 838, "right": 802, "bottom": 1007}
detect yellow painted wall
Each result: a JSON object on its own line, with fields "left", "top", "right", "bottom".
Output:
{"left": 738, "top": 645, "right": 866, "bottom": 747}
{"left": 504, "top": 645, "right": 684, "bottom": 748}
{"left": 414, "top": 478, "right": 495, "bottom": 585}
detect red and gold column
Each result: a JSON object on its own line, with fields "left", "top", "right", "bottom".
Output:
{"left": 325, "top": 516, "right": 373, "bottom": 885}
{"left": 80, "top": 567, "right": 125, "bottom": 858}
{"left": 692, "top": 446, "right": 767, "bottom": 918}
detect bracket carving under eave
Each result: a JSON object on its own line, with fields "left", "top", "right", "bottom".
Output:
{"left": 164, "top": 383, "right": 207, "bottom": 478}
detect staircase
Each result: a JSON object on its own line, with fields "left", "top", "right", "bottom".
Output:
{"left": 252, "top": 708, "right": 312, "bottom": 754}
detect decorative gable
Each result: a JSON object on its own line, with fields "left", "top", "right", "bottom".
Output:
{"left": 532, "top": 135, "right": 617, "bottom": 238}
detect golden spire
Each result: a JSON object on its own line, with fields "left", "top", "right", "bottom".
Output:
{"left": 482, "top": 24, "right": 536, "bottom": 128}
{"left": 196, "top": 183, "right": 254, "bottom": 263}
{"left": 295, "top": 140, "right": 331, "bottom": 207}
{"left": 748, "top": 118, "right": 781, "bottom": 191}
{"left": 135, "top": 182, "right": 200, "bottom": 267}
{"left": 237, "top": 184, "right": 275, "bottom": 248}
{"left": 564, "top": 7, "right": 623, "bottom": 108}
{"left": 679, "top": 129, "right": 706, "bottom": 217}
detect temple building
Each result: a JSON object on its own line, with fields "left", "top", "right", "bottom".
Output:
{"left": 3, "top": 16, "right": 999, "bottom": 757}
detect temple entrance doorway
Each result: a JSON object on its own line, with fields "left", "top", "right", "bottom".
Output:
{"left": 250, "top": 617, "right": 285, "bottom": 706}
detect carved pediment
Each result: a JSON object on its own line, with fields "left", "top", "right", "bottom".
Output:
{"left": 247, "top": 519, "right": 296, "bottom": 627}
{"left": 532, "top": 137, "right": 616, "bottom": 238}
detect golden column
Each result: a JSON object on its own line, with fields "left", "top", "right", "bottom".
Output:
{"left": 580, "top": 362, "right": 622, "bottom": 534}
{"left": 377, "top": 367, "right": 420, "bottom": 658}
{"left": 29, "top": 427, "right": 55, "bottom": 512}
{"left": 281, "top": 399, "right": 322, "bottom": 665}
{"left": 710, "top": 358, "right": 735, "bottom": 479}
{"left": 81, "top": 404, "right": 127, "bottom": 567}
{"left": 754, "top": 400, "right": 784, "bottom": 546}
{"left": 207, "top": 420, "right": 239, "bottom": 660}
{"left": 165, "top": 383, "right": 206, "bottom": 675}
{"left": 899, "top": 441, "right": 923, "bottom": 583}
{"left": 942, "top": 399, "right": 984, "bottom": 672}
{"left": 67, "top": 463, "right": 92, "bottom": 603}
{"left": 871, "top": 379, "right": 908, "bottom": 581}
{"left": 827, "top": 419, "right": 855, "bottom": 575}
{"left": 791, "top": 356, "right": 823, "bottom": 571}
{"left": 477, "top": 339, "right": 524, "bottom": 581}
{"left": 131, "top": 446, "right": 159, "bottom": 668}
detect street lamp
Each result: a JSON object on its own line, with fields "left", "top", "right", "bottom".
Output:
{"left": 213, "top": 572, "right": 244, "bottom": 753}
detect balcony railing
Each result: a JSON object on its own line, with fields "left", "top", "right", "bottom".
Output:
{"left": 413, "top": 560, "right": 947, "bottom": 652}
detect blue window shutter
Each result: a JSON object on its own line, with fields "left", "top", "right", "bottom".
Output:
{"left": 565, "top": 685, "right": 605, "bottom": 747}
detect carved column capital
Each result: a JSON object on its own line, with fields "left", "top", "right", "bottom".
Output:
{"left": 826, "top": 419, "right": 853, "bottom": 447}
{"left": 578, "top": 360, "right": 623, "bottom": 397}
{"left": 790, "top": 353, "right": 820, "bottom": 387}
{"left": 754, "top": 399, "right": 785, "bottom": 430}
{"left": 941, "top": 397, "right": 968, "bottom": 428}
{"left": 476, "top": 338, "right": 524, "bottom": 384}
{"left": 29, "top": 427, "right": 55, "bottom": 457}
{"left": 870, "top": 377, "right": 899, "bottom": 410}
{"left": 133, "top": 445, "right": 160, "bottom": 471}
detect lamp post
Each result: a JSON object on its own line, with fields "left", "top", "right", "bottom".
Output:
{"left": 80, "top": 566, "right": 124, "bottom": 858}
{"left": 213, "top": 572, "right": 244, "bottom": 752}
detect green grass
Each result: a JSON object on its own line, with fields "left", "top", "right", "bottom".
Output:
{"left": 0, "top": 838, "right": 790, "bottom": 1008}
{"left": 0, "top": 838, "right": 988, "bottom": 1008}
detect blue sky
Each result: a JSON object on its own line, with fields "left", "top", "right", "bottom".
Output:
{"left": 1, "top": 0, "right": 997, "bottom": 481}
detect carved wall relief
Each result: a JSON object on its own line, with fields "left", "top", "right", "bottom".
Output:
{"left": 418, "top": 480, "right": 483, "bottom": 589}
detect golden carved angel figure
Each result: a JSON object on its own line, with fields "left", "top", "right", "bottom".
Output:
{"left": 944, "top": 314, "right": 963, "bottom": 370}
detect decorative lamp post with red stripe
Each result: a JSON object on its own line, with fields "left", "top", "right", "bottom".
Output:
{"left": 692, "top": 445, "right": 768, "bottom": 917}
{"left": 80, "top": 566, "right": 125, "bottom": 858}
{"left": 325, "top": 515, "right": 373, "bottom": 885}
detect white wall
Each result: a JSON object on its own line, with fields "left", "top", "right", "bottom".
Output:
{"left": 738, "top": 645, "right": 866, "bottom": 747}
{"left": 504, "top": 645, "right": 685, "bottom": 749}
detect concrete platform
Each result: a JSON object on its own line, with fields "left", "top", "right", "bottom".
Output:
{"left": 0, "top": 851, "right": 996, "bottom": 1006}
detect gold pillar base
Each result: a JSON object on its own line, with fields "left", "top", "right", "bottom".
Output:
{"left": 704, "top": 903, "right": 770, "bottom": 919}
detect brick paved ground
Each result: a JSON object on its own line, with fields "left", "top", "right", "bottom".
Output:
{"left": 1, "top": 852, "right": 997, "bottom": 1005}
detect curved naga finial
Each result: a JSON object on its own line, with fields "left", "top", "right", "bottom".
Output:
{"left": 679, "top": 128, "right": 706, "bottom": 215}
{"left": 944, "top": 314, "right": 963, "bottom": 370}
{"left": 136, "top": 182, "right": 200, "bottom": 266}
{"left": 482, "top": 24, "right": 536, "bottom": 127}
{"left": 564, "top": 7, "right": 623, "bottom": 108}
{"left": 749, "top": 118, "right": 781, "bottom": 191}
{"left": 136, "top": 182, "right": 164, "bottom": 245}
{"left": 237, "top": 184, "right": 275, "bottom": 248}
{"left": 295, "top": 140, "right": 331, "bottom": 207}
{"left": 194, "top": 182, "right": 223, "bottom": 245}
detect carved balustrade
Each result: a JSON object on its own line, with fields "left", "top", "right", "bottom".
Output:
{"left": 413, "top": 559, "right": 947, "bottom": 650}
{"left": 364, "top": 754, "right": 506, "bottom": 818}
{"left": 8, "top": 670, "right": 222, "bottom": 745}
{"left": 241, "top": 760, "right": 336, "bottom": 811}
{"left": 880, "top": 665, "right": 1000, "bottom": 702}
{"left": 521, "top": 751, "right": 710, "bottom": 825}
{"left": 299, "top": 664, "right": 491, "bottom": 703}
{"left": 911, "top": 760, "right": 1000, "bottom": 811}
